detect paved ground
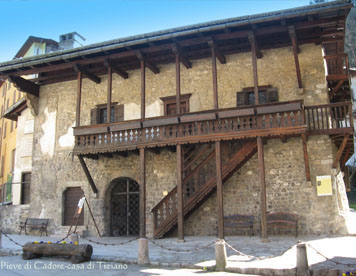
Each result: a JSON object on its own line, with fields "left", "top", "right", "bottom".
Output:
{"left": 1, "top": 233, "right": 356, "bottom": 275}
{"left": 0, "top": 256, "right": 258, "bottom": 276}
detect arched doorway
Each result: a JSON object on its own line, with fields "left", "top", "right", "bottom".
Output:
{"left": 110, "top": 178, "right": 140, "bottom": 236}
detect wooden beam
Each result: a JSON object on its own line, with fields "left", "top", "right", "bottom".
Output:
{"left": 76, "top": 72, "right": 82, "bottom": 127}
{"left": 114, "top": 151, "right": 128, "bottom": 158}
{"left": 215, "top": 141, "right": 224, "bottom": 239}
{"left": 8, "top": 76, "right": 39, "bottom": 97}
{"left": 208, "top": 40, "right": 226, "bottom": 64}
{"left": 177, "top": 144, "right": 184, "bottom": 241}
{"left": 288, "top": 25, "right": 303, "bottom": 89}
{"left": 141, "top": 60, "right": 146, "bottom": 119}
{"left": 333, "top": 134, "right": 350, "bottom": 169}
{"left": 101, "top": 152, "right": 113, "bottom": 158}
{"left": 73, "top": 64, "right": 101, "bottom": 84}
{"left": 104, "top": 59, "right": 129, "bottom": 79}
{"left": 280, "top": 135, "right": 287, "bottom": 143}
{"left": 77, "top": 155, "right": 98, "bottom": 194}
{"left": 248, "top": 31, "right": 260, "bottom": 105}
{"left": 139, "top": 148, "right": 146, "bottom": 238}
{"left": 341, "top": 145, "right": 351, "bottom": 171}
{"left": 136, "top": 51, "right": 159, "bottom": 74}
{"left": 329, "top": 79, "right": 344, "bottom": 99}
{"left": 247, "top": 31, "right": 262, "bottom": 59}
{"left": 301, "top": 134, "right": 311, "bottom": 181}
{"left": 107, "top": 66, "right": 112, "bottom": 123}
{"left": 175, "top": 53, "right": 181, "bottom": 115}
{"left": 172, "top": 44, "right": 192, "bottom": 69}
{"left": 211, "top": 46, "right": 219, "bottom": 110}
{"left": 257, "top": 137, "right": 267, "bottom": 241}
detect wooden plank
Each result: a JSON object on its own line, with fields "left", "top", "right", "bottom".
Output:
{"left": 341, "top": 145, "right": 351, "bottom": 171}
{"left": 142, "top": 117, "right": 178, "bottom": 127}
{"left": 177, "top": 144, "right": 184, "bottom": 241}
{"left": 107, "top": 66, "right": 112, "bottom": 123}
{"left": 301, "top": 134, "right": 310, "bottom": 181}
{"left": 180, "top": 112, "right": 216, "bottom": 123}
{"left": 218, "top": 108, "right": 254, "bottom": 118}
{"left": 141, "top": 60, "right": 146, "bottom": 119}
{"left": 176, "top": 53, "right": 181, "bottom": 115}
{"left": 257, "top": 137, "right": 267, "bottom": 240}
{"left": 248, "top": 31, "right": 259, "bottom": 105}
{"left": 333, "top": 134, "right": 350, "bottom": 168}
{"left": 329, "top": 79, "right": 344, "bottom": 100}
{"left": 136, "top": 51, "right": 159, "bottom": 74}
{"left": 73, "top": 126, "right": 108, "bottom": 136}
{"left": 288, "top": 25, "right": 303, "bottom": 89}
{"left": 8, "top": 76, "right": 39, "bottom": 97}
{"left": 211, "top": 46, "right": 219, "bottom": 109}
{"left": 139, "top": 148, "right": 146, "bottom": 238}
{"left": 208, "top": 39, "right": 226, "bottom": 64}
{"left": 77, "top": 155, "right": 98, "bottom": 194}
{"left": 256, "top": 103, "right": 301, "bottom": 114}
{"left": 326, "top": 75, "right": 349, "bottom": 81}
{"left": 172, "top": 44, "right": 192, "bottom": 69}
{"left": 110, "top": 121, "right": 141, "bottom": 131}
{"left": 76, "top": 72, "right": 82, "bottom": 127}
{"left": 104, "top": 59, "right": 128, "bottom": 79}
{"left": 215, "top": 141, "right": 224, "bottom": 239}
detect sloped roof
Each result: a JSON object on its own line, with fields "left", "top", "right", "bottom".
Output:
{"left": 14, "top": 36, "right": 58, "bottom": 59}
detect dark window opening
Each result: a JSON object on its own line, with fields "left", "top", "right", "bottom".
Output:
{"left": 90, "top": 103, "right": 124, "bottom": 125}
{"left": 21, "top": 172, "right": 31, "bottom": 204}
{"left": 160, "top": 93, "right": 191, "bottom": 116}
{"left": 236, "top": 85, "right": 278, "bottom": 106}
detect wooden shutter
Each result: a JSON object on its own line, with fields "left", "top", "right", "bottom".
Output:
{"left": 21, "top": 173, "right": 31, "bottom": 204}
{"left": 114, "top": 104, "right": 124, "bottom": 122}
{"left": 90, "top": 108, "right": 98, "bottom": 125}
{"left": 267, "top": 88, "right": 278, "bottom": 103}
{"left": 64, "top": 187, "right": 84, "bottom": 226}
{"left": 236, "top": 92, "right": 247, "bottom": 106}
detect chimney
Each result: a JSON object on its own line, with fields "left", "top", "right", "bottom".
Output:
{"left": 59, "top": 32, "right": 85, "bottom": 50}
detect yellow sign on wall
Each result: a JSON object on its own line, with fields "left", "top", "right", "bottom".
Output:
{"left": 316, "top": 175, "right": 332, "bottom": 196}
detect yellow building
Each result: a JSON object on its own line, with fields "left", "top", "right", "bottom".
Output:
{"left": 0, "top": 36, "right": 58, "bottom": 204}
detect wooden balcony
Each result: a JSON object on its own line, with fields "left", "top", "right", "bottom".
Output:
{"left": 73, "top": 101, "right": 353, "bottom": 155}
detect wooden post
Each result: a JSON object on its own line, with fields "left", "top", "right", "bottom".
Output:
{"left": 215, "top": 141, "right": 224, "bottom": 239}
{"left": 77, "top": 156, "right": 98, "bottom": 194}
{"left": 211, "top": 47, "right": 218, "bottom": 109}
{"left": 177, "top": 144, "right": 184, "bottom": 240}
{"left": 107, "top": 66, "right": 112, "bottom": 123}
{"left": 289, "top": 25, "right": 303, "bottom": 89}
{"left": 248, "top": 32, "right": 259, "bottom": 105}
{"left": 175, "top": 53, "right": 181, "bottom": 115}
{"left": 139, "top": 148, "right": 146, "bottom": 238}
{"left": 301, "top": 134, "right": 310, "bottom": 181}
{"left": 257, "top": 137, "right": 267, "bottom": 240}
{"left": 75, "top": 72, "right": 82, "bottom": 127}
{"left": 141, "top": 60, "right": 146, "bottom": 119}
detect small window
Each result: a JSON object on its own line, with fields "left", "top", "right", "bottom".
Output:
{"left": 3, "top": 122, "right": 7, "bottom": 138}
{"left": 10, "top": 121, "right": 13, "bottom": 132}
{"left": 18, "top": 91, "right": 21, "bottom": 101}
{"left": 21, "top": 172, "right": 31, "bottom": 204}
{"left": 11, "top": 149, "right": 15, "bottom": 173}
{"left": 6, "top": 99, "right": 9, "bottom": 109}
{"left": 2, "top": 83, "right": 6, "bottom": 96}
{"left": 13, "top": 90, "right": 16, "bottom": 104}
{"left": 160, "top": 93, "right": 191, "bottom": 116}
{"left": 90, "top": 103, "right": 124, "bottom": 125}
{"left": 236, "top": 85, "right": 278, "bottom": 106}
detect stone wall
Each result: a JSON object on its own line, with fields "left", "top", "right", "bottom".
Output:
{"left": 0, "top": 204, "right": 29, "bottom": 233}
{"left": 25, "top": 43, "right": 351, "bottom": 237}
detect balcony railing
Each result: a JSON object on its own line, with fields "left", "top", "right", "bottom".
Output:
{"left": 73, "top": 101, "right": 353, "bottom": 154}
{"left": 73, "top": 101, "right": 306, "bottom": 154}
{"left": 324, "top": 54, "right": 349, "bottom": 79}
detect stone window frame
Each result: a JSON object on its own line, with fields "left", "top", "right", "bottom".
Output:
{"left": 236, "top": 85, "right": 279, "bottom": 106}
{"left": 160, "top": 93, "right": 191, "bottom": 116}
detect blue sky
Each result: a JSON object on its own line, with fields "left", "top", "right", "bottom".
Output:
{"left": 0, "top": 0, "right": 311, "bottom": 62}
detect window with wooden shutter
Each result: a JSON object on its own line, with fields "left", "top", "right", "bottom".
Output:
{"left": 160, "top": 93, "right": 191, "bottom": 116}
{"left": 236, "top": 85, "right": 278, "bottom": 106}
{"left": 21, "top": 172, "right": 31, "bottom": 204}
{"left": 0, "top": 156, "right": 4, "bottom": 177}
{"left": 90, "top": 102, "right": 124, "bottom": 125}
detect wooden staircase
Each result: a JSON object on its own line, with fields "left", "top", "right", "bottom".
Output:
{"left": 151, "top": 140, "right": 257, "bottom": 238}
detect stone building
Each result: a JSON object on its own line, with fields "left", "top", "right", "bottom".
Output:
{"left": 0, "top": 0, "right": 354, "bottom": 239}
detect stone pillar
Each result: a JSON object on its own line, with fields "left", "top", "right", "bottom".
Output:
{"left": 296, "top": 243, "right": 309, "bottom": 276}
{"left": 215, "top": 240, "right": 227, "bottom": 271}
{"left": 138, "top": 238, "right": 149, "bottom": 265}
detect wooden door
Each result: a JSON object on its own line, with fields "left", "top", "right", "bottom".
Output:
{"left": 64, "top": 187, "right": 84, "bottom": 226}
